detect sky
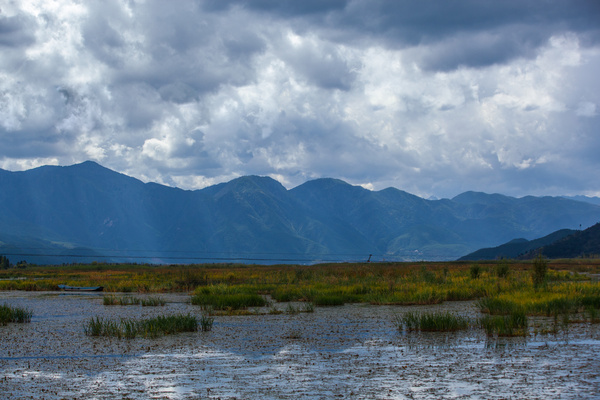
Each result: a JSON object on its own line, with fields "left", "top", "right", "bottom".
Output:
{"left": 1, "top": 0, "right": 599, "bottom": 199}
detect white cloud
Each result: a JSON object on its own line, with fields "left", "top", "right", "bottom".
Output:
{"left": 0, "top": 0, "right": 599, "bottom": 198}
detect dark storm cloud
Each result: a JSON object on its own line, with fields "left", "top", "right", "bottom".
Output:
{"left": 209, "top": 0, "right": 600, "bottom": 70}
{"left": 202, "top": 0, "right": 349, "bottom": 16}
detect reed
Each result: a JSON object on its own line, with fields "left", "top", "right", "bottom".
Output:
{"left": 397, "top": 311, "right": 470, "bottom": 332}
{"left": 0, "top": 303, "right": 33, "bottom": 325}
{"left": 479, "top": 310, "right": 528, "bottom": 337}
{"left": 103, "top": 295, "right": 141, "bottom": 306}
{"left": 191, "top": 293, "right": 267, "bottom": 310}
{"left": 313, "top": 294, "right": 346, "bottom": 306}
{"left": 199, "top": 314, "right": 214, "bottom": 332}
{"left": 141, "top": 296, "right": 166, "bottom": 307}
{"left": 84, "top": 314, "right": 198, "bottom": 338}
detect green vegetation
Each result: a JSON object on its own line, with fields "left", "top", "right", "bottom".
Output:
{"left": 0, "top": 303, "right": 33, "bottom": 325}
{"left": 199, "top": 314, "right": 214, "bottom": 332}
{"left": 469, "top": 264, "right": 481, "bottom": 279}
{"left": 2, "top": 261, "right": 599, "bottom": 329}
{"left": 397, "top": 311, "right": 470, "bottom": 332}
{"left": 191, "top": 284, "right": 267, "bottom": 312}
{"left": 479, "top": 310, "right": 528, "bottom": 337}
{"left": 84, "top": 314, "right": 199, "bottom": 338}
{"left": 532, "top": 254, "right": 548, "bottom": 289}
{"left": 495, "top": 263, "right": 510, "bottom": 278}
{"left": 103, "top": 295, "right": 166, "bottom": 306}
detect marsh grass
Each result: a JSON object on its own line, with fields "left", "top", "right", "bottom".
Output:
{"left": 479, "top": 310, "right": 528, "bottom": 337}
{"left": 84, "top": 314, "right": 198, "bottom": 338}
{"left": 3, "top": 261, "right": 599, "bottom": 318}
{"left": 191, "top": 292, "right": 267, "bottom": 310}
{"left": 103, "top": 295, "right": 166, "bottom": 306}
{"left": 199, "top": 314, "right": 214, "bottom": 331}
{"left": 397, "top": 311, "right": 471, "bottom": 332}
{"left": 141, "top": 296, "right": 166, "bottom": 307}
{"left": 103, "top": 295, "right": 141, "bottom": 306}
{"left": 313, "top": 294, "right": 346, "bottom": 306}
{"left": 0, "top": 303, "right": 33, "bottom": 325}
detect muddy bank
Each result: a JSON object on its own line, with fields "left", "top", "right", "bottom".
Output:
{"left": 1, "top": 291, "right": 599, "bottom": 399}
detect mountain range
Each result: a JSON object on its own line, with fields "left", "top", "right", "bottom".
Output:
{"left": 1, "top": 161, "right": 600, "bottom": 264}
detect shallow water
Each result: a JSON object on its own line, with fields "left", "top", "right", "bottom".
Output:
{"left": 1, "top": 292, "right": 599, "bottom": 399}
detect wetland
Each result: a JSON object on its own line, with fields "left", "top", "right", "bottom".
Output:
{"left": 1, "top": 261, "right": 600, "bottom": 399}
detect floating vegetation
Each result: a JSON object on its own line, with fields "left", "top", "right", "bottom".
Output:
{"left": 84, "top": 314, "right": 199, "bottom": 338}
{"left": 396, "top": 311, "right": 471, "bottom": 332}
{"left": 0, "top": 303, "right": 33, "bottom": 325}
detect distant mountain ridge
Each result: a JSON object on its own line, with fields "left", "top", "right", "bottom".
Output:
{"left": 1, "top": 161, "right": 600, "bottom": 264}
{"left": 519, "top": 222, "right": 600, "bottom": 259}
{"left": 458, "top": 229, "right": 577, "bottom": 261}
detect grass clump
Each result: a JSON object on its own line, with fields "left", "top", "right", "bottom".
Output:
{"left": 479, "top": 310, "right": 528, "bottom": 337}
{"left": 199, "top": 314, "right": 214, "bottom": 331}
{"left": 469, "top": 264, "right": 481, "bottom": 279}
{"left": 397, "top": 311, "right": 470, "bottom": 332}
{"left": 84, "top": 313, "right": 199, "bottom": 338}
{"left": 532, "top": 254, "right": 548, "bottom": 290}
{"left": 141, "top": 296, "right": 166, "bottom": 307}
{"left": 495, "top": 263, "right": 510, "bottom": 278}
{"left": 191, "top": 293, "right": 266, "bottom": 311}
{"left": 313, "top": 294, "right": 346, "bottom": 306}
{"left": 0, "top": 303, "right": 33, "bottom": 325}
{"left": 103, "top": 295, "right": 141, "bottom": 306}
{"left": 103, "top": 295, "right": 166, "bottom": 306}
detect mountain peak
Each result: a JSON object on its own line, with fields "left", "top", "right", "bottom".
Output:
{"left": 452, "top": 191, "right": 513, "bottom": 204}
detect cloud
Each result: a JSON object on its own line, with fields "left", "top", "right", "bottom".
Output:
{"left": 0, "top": 0, "right": 599, "bottom": 199}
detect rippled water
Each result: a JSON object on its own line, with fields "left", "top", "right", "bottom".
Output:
{"left": 1, "top": 291, "right": 599, "bottom": 399}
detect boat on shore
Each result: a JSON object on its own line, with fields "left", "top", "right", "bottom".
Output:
{"left": 58, "top": 284, "right": 104, "bottom": 292}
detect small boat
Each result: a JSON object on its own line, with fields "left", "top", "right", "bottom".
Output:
{"left": 58, "top": 284, "right": 104, "bottom": 292}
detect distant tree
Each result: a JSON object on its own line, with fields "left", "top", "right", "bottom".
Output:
{"left": 0, "top": 255, "right": 10, "bottom": 269}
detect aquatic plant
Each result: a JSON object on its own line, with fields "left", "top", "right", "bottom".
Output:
{"left": 479, "top": 310, "right": 528, "bottom": 337}
{"left": 199, "top": 314, "right": 214, "bottom": 332}
{"left": 141, "top": 296, "right": 166, "bottom": 307}
{"left": 477, "top": 297, "right": 521, "bottom": 315}
{"left": 285, "top": 303, "right": 299, "bottom": 314}
{"left": 191, "top": 293, "right": 266, "bottom": 310}
{"left": 313, "top": 294, "right": 346, "bottom": 306}
{"left": 84, "top": 314, "right": 198, "bottom": 338}
{"left": 397, "top": 311, "right": 471, "bottom": 332}
{"left": 103, "top": 295, "right": 141, "bottom": 306}
{"left": 0, "top": 303, "right": 33, "bottom": 325}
